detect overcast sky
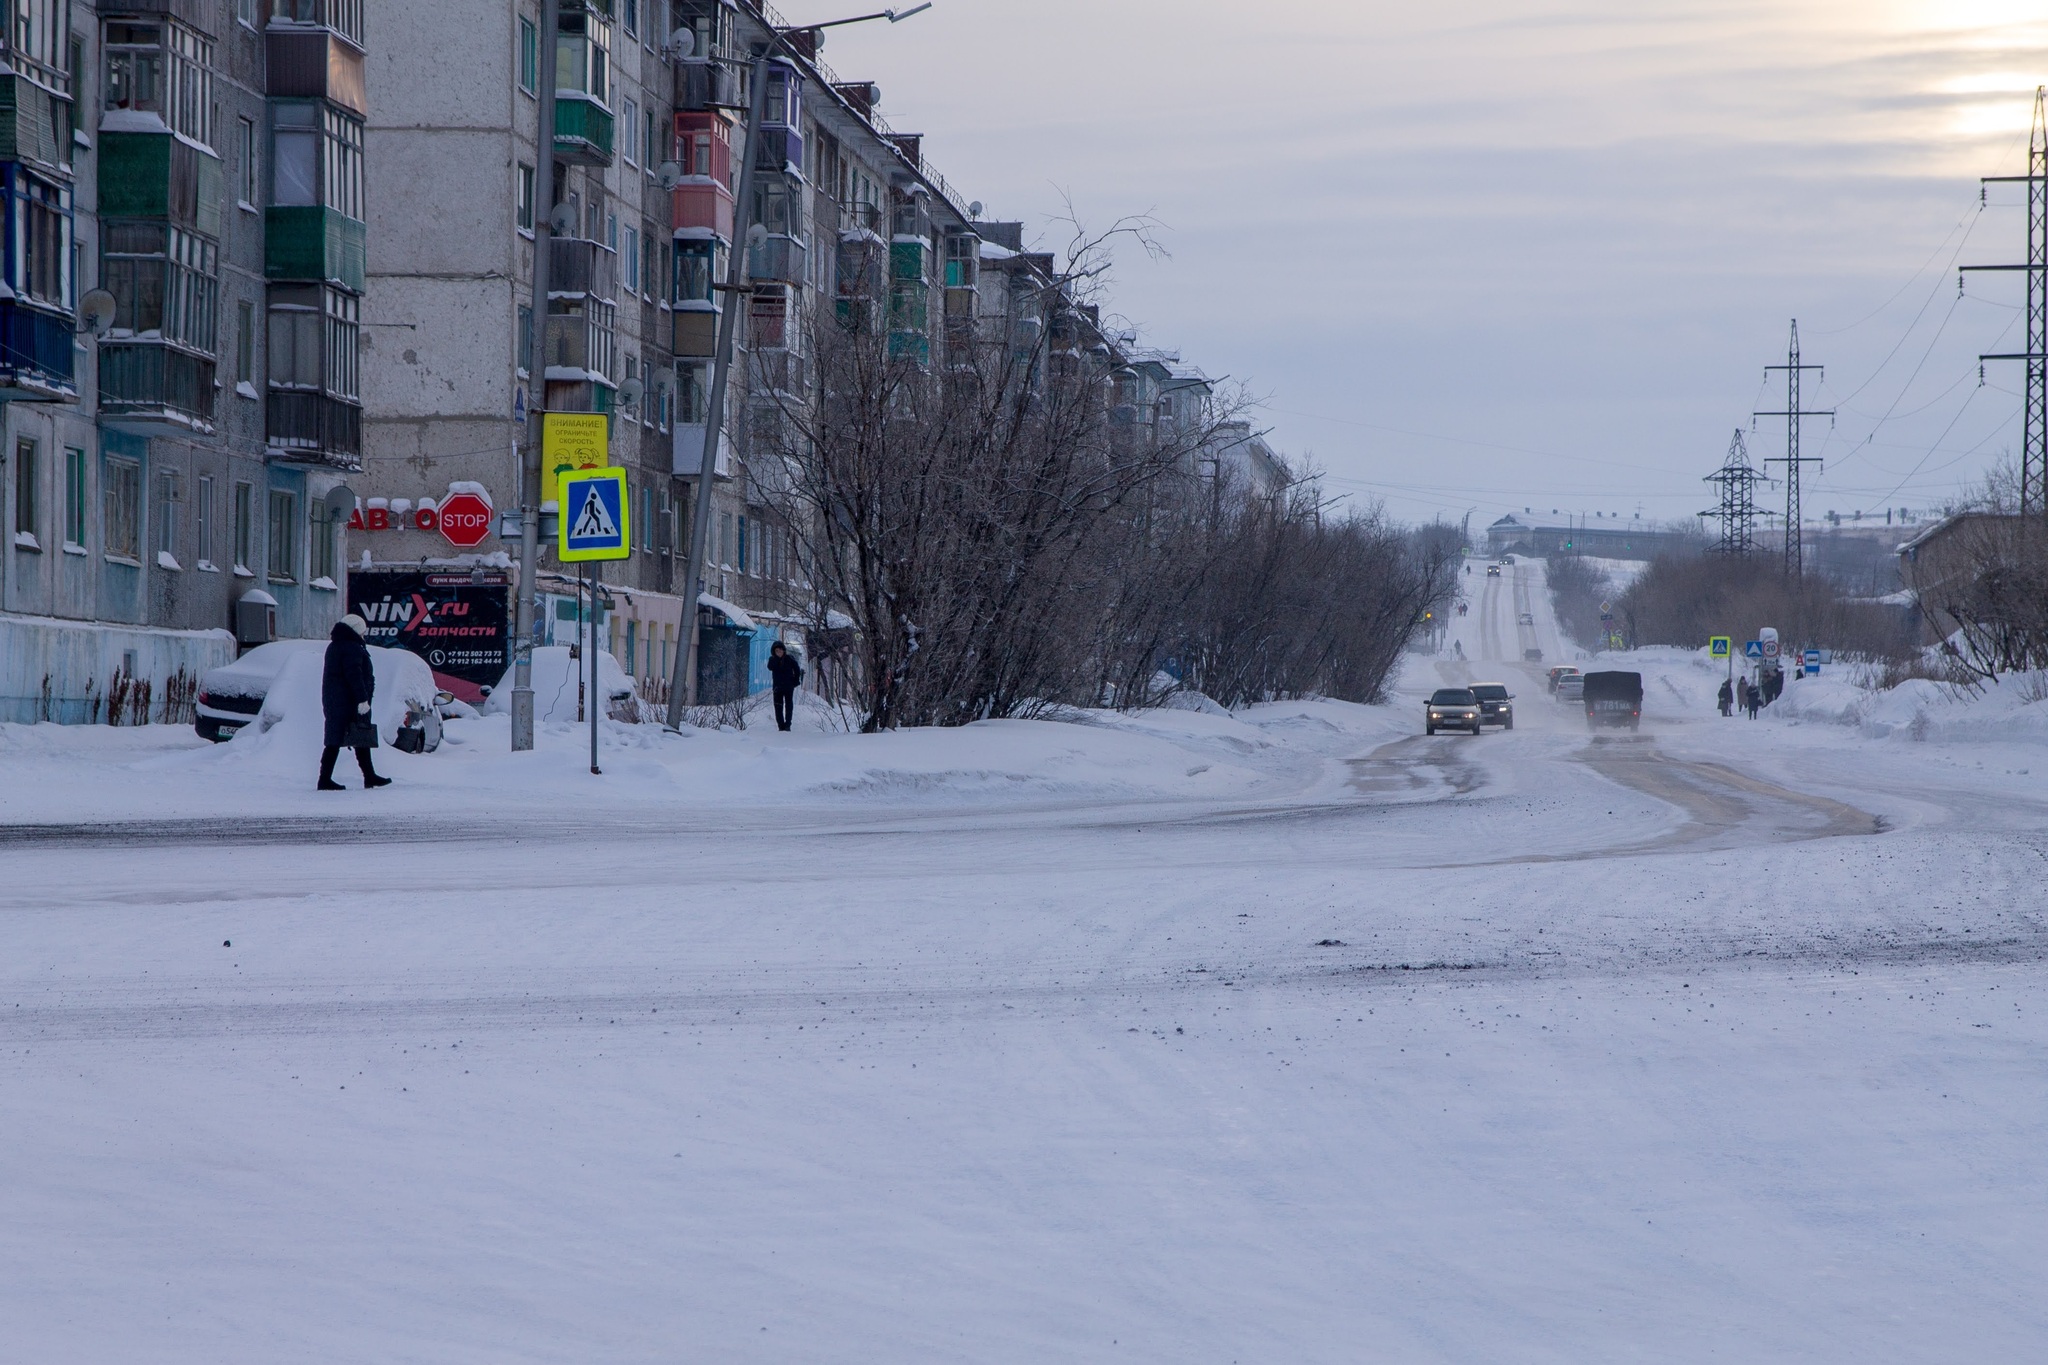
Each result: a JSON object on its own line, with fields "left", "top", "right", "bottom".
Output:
{"left": 811, "top": 0, "right": 2048, "bottom": 528}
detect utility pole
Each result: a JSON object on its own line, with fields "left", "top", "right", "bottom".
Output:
{"left": 1754, "top": 320, "right": 1832, "bottom": 578}
{"left": 511, "top": 0, "right": 563, "bottom": 751}
{"left": 1962, "top": 85, "right": 2048, "bottom": 517}
{"left": 1700, "top": 427, "right": 1766, "bottom": 557}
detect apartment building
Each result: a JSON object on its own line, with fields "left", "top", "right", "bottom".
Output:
{"left": 1, "top": 0, "right": 363, "bottom": 723}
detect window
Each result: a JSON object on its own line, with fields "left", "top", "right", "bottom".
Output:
{"left": 623, "top": 224, "right": 639, "bottom": 291}
{"left": 238, "top": 116, "right": 257, "bottom": 203}
{"left": 238, "top": 0, "right": 257, "bottom": 27}
{"left": 621, "top": 96, "right": 639, "bottom": 164}
{"left": 624, "top": 0, "right": 638, "bottom": 39}
{"left": 105, "top": 458, "right": 142, "bottom": 561}
{"left": 271, "top": 103, "right": 363, "bottom": 220}
{"left": 232, "top": 480, "right": 253, "bottom": 570}
{"left": 737, "top": 514, "right": 748, "bottom": 575}
{"left": 103, "top": 223, "right": 219, "bottom": 353}
{"left": 624, "top": 618, "right": 636, "bottom": 674}
{"left": 646, "top": 108, "right": 658, "bottom": 176}
{"left": 517, "top": 163, "right": 535, "bottom": 231}
{"left": 643, "top": 222, "right": 658, "bottom": 298}
{"left": 518, "top": 16, "right": 538, "bottom": 94}
{"left": 155, "top": 468, "right": 180, "bottom": 561}
{"left": 267, "top": 488, "right": 298, "bottom": 582}
{"left": 196, "top": 473, "right": 213, "bottom": 566}
{"left": 64, "top": 448, "right": 87, "bottom": 549}
{"left": 673, "top": 238, "right": 723, "bottom": 305}
{"left": 312, "top": 500, "right": 337, "bottom": 582}
{"left": 14, "top": 439, "right": 38, "bottom": 541}
{"left": 105, "top": 21, "right": 215, "bottom": 148}
{"left": 237, "top": 299, "right": 254, "bottom": 384}
{"left": 13, "top": 0, "right": 66, "bottom": 76}
{"left": 555, "top": 16, "right": 609, "bottom": 105}
{"left": 718, "top": 510, "right": 730, "bottom": 566}
{"left": 606, "top": 211, "right": 617, "bottom": 254}
{"left": 518, "top": 303, "right": 533, "bottom": 375}
{"left": 13, "top": 174, "right": 70, "bottom": 309}
{"left": 641, "top": 484, "right": 653, "bottom": 550}
{"left": 677, "top": 359, "right": 709, "bottom": 424}
{"left": 269, "top": 285, "right": 359, "bottom": 400}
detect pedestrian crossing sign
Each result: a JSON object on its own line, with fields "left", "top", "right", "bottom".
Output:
{"left": 557, "top": 466, "right": 630, "bottom": 562}
{"left": 1709, "top": 636, "right": 1731, "bottom": 659}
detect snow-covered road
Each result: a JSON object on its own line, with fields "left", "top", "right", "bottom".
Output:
{"left": 4, "top": 581, "right": 2047, "bottom": 1362}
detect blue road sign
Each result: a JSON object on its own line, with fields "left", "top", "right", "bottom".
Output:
{"left": 1743, "top": 640, "right": 1764, "bottom": 660}
{"left": 1804, "top": 648, "right": 1821, "bottom": 675}
{"left": 558, "top": 466, "right": 630, "bottom": 562}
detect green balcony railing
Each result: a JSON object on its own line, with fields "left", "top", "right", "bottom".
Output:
{"left": 265, "top": 206, "right": 366, "bottom": 291}
{"left": 99, "top": 132, "right": 223, "bottom": 237}
{"left": 553, "top": 96, "right": 614, "bottom": 167}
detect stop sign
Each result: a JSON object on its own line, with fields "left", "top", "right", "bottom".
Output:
{"left": 437, "top": 491, "right": 494, "bottom": 548}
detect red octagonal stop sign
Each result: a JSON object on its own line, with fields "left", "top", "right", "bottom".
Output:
{"left": 437, "top": 491, "right": 494, "bottom": 548}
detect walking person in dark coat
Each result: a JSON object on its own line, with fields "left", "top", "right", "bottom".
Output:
{"left": 320, "top": 613, "right": 389, "bottom": 790}
{"left": 1717, "top": 678, "right": 1734, "bottom": 717}
{"left": 1745, "top": 677, "right": 1762, "bottom": 720}
{"left": 766, "top": 641, "right": 803, "bottom": 732}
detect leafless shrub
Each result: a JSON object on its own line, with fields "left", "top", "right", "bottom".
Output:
{"left": 1619, "top": 555, "right": 1919, "bottom": 662}
{"left": 1544, "top": 555, "right": 1613, "bottom": 649}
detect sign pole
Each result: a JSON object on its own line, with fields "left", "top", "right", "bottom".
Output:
{"left": 590, "top": 560, "right": 602, "bottom": 775}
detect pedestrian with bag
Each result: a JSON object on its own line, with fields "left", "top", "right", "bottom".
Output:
{"left": 1717, "top": 678, "right": 1733, "bottom": 717}
{"left": 320, "top": 613, "right": 390, "bottom": 790}
{"left": 767, "top": 641, "right": 804, "bottom": 732}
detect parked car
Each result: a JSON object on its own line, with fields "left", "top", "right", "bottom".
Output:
{"left": 1582, "top": 670, "right": 1643, "bottom": 731}
{"left": 1425, "top": 688, "right": 1483, "bottom": 735}
{"left": 1470, "top": 681, "right": 1514, "bottom": 729}
{"left": 199, "top": 639, "right": 450, "bottom": 751}
{"left": 1547, "top": 665, "right": 1581, "bottom": 695}
{"left": 1556, "top": 672, "right": 1585, "bottom": 703}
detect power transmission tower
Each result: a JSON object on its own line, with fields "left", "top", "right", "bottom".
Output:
{"left": 1754, "top": 320, "right": 1833, "bottom": 578}
{"left": 1962, "top": 84, "right": 2048, "bottom": 516}
{"left": 1700, "top": 428, "right": 1766, "bottom": 556}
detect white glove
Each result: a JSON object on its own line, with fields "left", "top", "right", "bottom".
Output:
{"left": 357, "top": 702, "right": 370, "bottom": 715}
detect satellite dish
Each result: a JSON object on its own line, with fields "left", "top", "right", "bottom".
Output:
{"left": 78, "top": 288, "right": 116, "bottom": 337}
{"left": 657, "top": 161, "right": 685, "bottom": 191}
{"left": 617, "top": 377, "right": 644, "bottom": 410}
{"left": 747, "top": 223, "right": 767, "bottom": 247}
{"left": 324, "top": 484, "right": 357, "bottom": 521}
{"left": 967, "top": 201, "right": 982, "bottom": 219}
{"left": 666, "top": 26, "right": 694, "bottom": 59}
{"left": 548, "top": 202, "right": 577, "bottom": 236}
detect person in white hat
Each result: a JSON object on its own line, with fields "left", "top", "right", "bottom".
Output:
{"left": 319, "top": 613, "right": 390, "bottom": 790}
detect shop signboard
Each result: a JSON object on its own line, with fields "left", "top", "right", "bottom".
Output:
{"left": 346, "top": 569, "right": 512, "bottom": 703}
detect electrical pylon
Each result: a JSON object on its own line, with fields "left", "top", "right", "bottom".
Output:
{"left": 1754, "top": 320, "right": 1832, "bottom": 578}
{"left": 1962, "top": 85, "right": 2048, "bottom": 516}
{"left": 1700, "top": 428, "right": 1767, "bottom": 556}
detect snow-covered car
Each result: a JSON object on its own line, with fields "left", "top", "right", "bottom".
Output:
{"left": 483, "top": 646, "right": 640, "bottom": 723}
{"left": 194, "top": 640, "right": 325, "bottom": 741}
{"left": 204, "top": 639, "right": 450, "bottom": 752}
{"left": 1425, "top": 688, "right": 1483, "bottom": 736}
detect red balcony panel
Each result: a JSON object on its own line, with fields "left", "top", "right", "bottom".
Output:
{"left": 671, "top": 184, "right": 734, "bottom": 240}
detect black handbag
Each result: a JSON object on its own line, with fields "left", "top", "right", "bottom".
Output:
{"left": 343, "top": 718, "right": 379, "bottom": 749}
{"left": 392, "top": 725, "right": 425, "bottom": 754}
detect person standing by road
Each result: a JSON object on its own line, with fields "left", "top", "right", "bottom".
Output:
{"left": 1745, "top": 677, "right": 1762, "bottom": 720}
{"left": 767, "top": 641, "right": 804, "bottom": 733}
{"left": 1717, "top": 678, "right": 1733, "bottom": 717}
{"left": 320, "top": 613, "right": 389, "bottom": 790}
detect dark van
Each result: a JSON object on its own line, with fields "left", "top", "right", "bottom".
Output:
{"left": 1581, "top": 670, "right": 1643, "bottom": 731}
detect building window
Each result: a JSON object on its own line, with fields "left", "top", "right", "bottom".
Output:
{"left": 555, "top": 17, "right": 609, "bottom": 105}
{"left": 103, "top": 222, "right": 219, "bottom": 353}
{"left": 196, "top": 473, "right": 213, "bottom": 566}
{"left": 606, "top": 211, "right": 617, "bottom": 254}
{"left": 237, "top": 299, "right": 254, "bottom": 383}
{"left": 11, "top": 173, "right": 71, "bottom": 310}
{"left": 517, "top": 163, "right": 535, "bottom": 231}
{"left": 677, "top": 359, "right": 708, "bottom": 424}
{"left": 272, "top": 102, "right": 363, "bottom": 221}
{"left": 104, "top": 21, "right": 215, "bottom": 148}
{"left": 518, "top": 302, "right": 533, "bottom": 375}
{"left": 13, "top": 439, "right": 37, "bottom": 541}
{"left": 622, "top": 224, "right": 639, "bottom": 291}
{"left": 312, "top": 501, "right": 337, "bottom": 582}
{"left": 518, "top": 16, "right": 538, "bottom": 95}
{"left": 269, "top": 0, "right": 364, "bottom": 47}
{"left": 238, "top": 0, "right": 257, "bottom": 28}
{"left": 657, "top": 377, "right": 670, "bottom": 433}
{"left": 155, "top": 467, "right": 180, "bottom": 561}
{"left": 267, "top": 488, "right": 297, "bottom": 582}
{"left": 646, "top": 108, "right": 658, "bottom": 177}
{"left": 621, "top": 96, "right": 639, "bottom": 164}
{"left": 673, "top": 238, "right": 722, "bottom": 305}
{"left": 624, "top": 0, "right": 638, "bottom": 39}
{"left": 640, "top": 483, "right": 653, "bottom": 550}
{"left": 238, "top": 116, "right": 257, "bottom": 203}
{"left": 643, "top": 222, "right": 658, "bottom": 297}
{"left": 64, "top": 448, "right": 87, "bottom": 549}
{"left": 737, "top": 513, "right": 749, "bottom": 575}
{"left": 718, "top": 510, "right": 730, "bottom": 566}
{"left": 269, "top": 284, "right": 359, "bottom": 401}
{"left": 105, "top": 458, "right": 142, "bottom": 561}
{"left": 232, "top": 480, "right": 253, "bottom": 570}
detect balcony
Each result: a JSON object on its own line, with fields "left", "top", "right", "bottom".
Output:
{"left": 672, "top": 185, "right": 733, "bottom": 239}
{"left": 265, "top": 205, "right": 366, "bottom": 290}
{"left": 553, "top": 96, "right": 614, "bottom": 167}
{"left": 746, "top": 234, "right": 805, "bottom": 286}
{"left": 266, "top": 26, "right": 367, "bottom": 114}
{"left": 267, "top": 390, "right": 362, "bottom": 469}
{"left": 99, "top": 342, "right": 216, "bottom": 436}
{"left": 672, "top": 307, "right": 719, "bottom": 358}
{"left": 678, "top": 61, "right": 737, "bottom": 112}
{"left": 549, "top": 236, "right": 617, "bottom": 301}
{"left": 891, "top": 239, "right": 928, "bottom": 283}
{"left": 0, "top": 74, "right": 72, "bottom": 173}
{"left": 0, "top": 300, "right": 77, "bottom": 401}
{"left": 98, "top": 132, "right": 223, "bottom": 237}
{"left": 267, "top": 0, "right": 366, "bottom": 46}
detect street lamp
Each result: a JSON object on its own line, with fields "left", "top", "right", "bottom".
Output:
{"left": 663, "top": 3, "right": 932, "bottom": 731}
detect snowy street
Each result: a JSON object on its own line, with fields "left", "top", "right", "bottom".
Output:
{"left": 4, "top": 562, "right": 2046, "bottom": 1362}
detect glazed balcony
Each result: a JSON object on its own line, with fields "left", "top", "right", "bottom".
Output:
{"left": 0, "top": 301, "right": 77, "bottom": 401}
{"left": 266, "top": 0, "right": 365, "bottom": 46}
{"left": 553, "top": 95, "right": 613, "bottom": 167}
{"left": 265, "top": 25, "right": 367, "bottom": 114}
{"left": 265, "top": 205, "right": 365, "bottom": 290}
{"left": 549, "top": 235, "right": 617, "bottom": 301}
{"left": 0, "top": 74, "right": 73, "bottom": 173}
{"left": 98, "top": 132, "right": 223, "bottom": 236}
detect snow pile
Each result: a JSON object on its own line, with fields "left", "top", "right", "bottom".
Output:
{"left": 228, "top": 646, "right": 440, "bottom": 761}
{"left": 1772, "top": 670, "right": 2048, "bottom": 743}
{"left": 482, "top": 647, "right": 639, "bottom": 724}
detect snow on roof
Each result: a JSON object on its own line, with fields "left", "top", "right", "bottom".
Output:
{"left": 976, "top": 239, "right": 1015, "bottom": 260}
{"left": 699, "top": 592, "right": 756, "bottom": 631}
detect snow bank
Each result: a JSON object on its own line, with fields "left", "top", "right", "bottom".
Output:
{"left": 228, "top": 646, "right": 440, "bottom": 761}
{"left": 1773, "top": 670, "right": 2048, "bottom": 742}
{"left": 482, "top": 647, "right": 639, "bottom": 724}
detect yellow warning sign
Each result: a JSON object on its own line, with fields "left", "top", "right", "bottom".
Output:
{"left": 542, "top": 413, "right": 610, "bottom": 507}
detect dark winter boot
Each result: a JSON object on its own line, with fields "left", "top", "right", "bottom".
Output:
{"left": 356, "top": 747, "right": 391, "bottom": 789}
{"left": 318, "top": 747, "right": 345, "bottom": 791}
